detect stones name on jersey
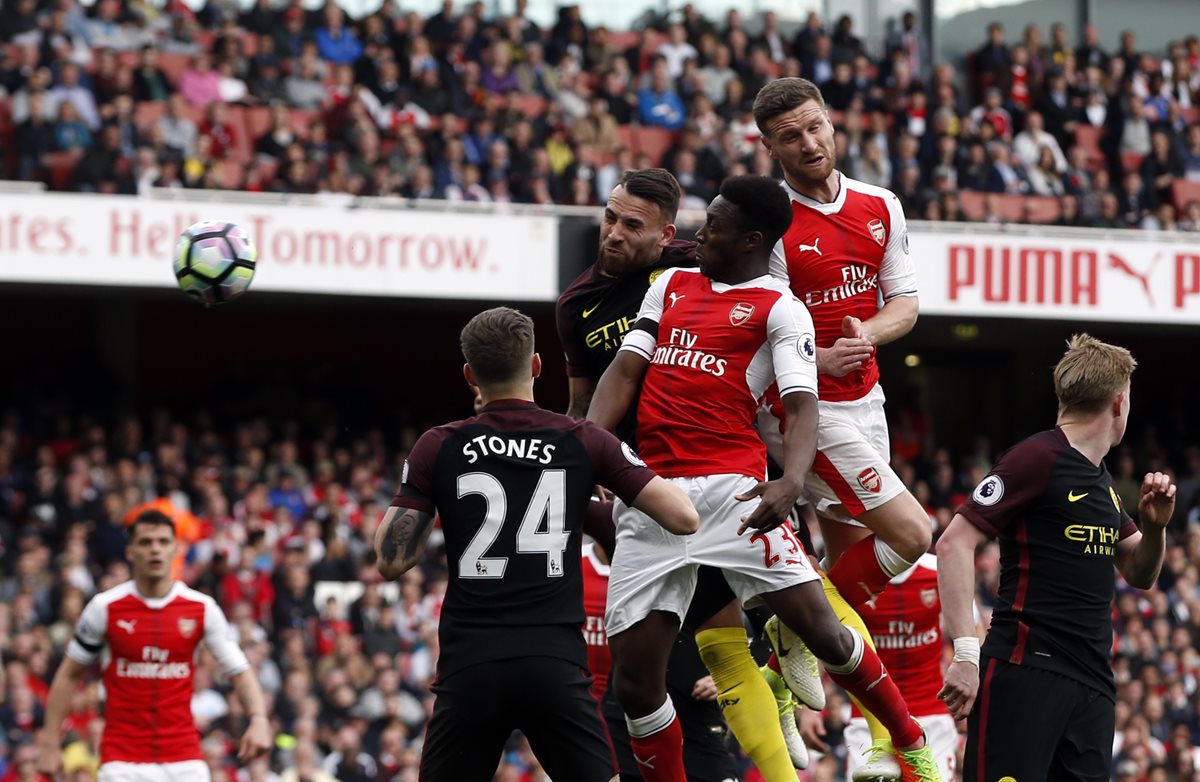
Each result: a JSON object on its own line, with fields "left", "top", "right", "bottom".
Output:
{"left": 462, "top": 434, "right": 557, "bottom": 465}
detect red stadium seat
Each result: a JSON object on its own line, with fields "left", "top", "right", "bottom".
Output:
{"left": 995, "top": 194, "right": 1027, "bottom": 222}
{"left": 1120, "top": 151, "right": 1145, "bottom": 173}
{"left": 1023, "top": 195, "right": 1062, "bottom": 224}
{"left": 632, "top": 126, "right": 675, "bottom": 167}
{"left": 615, "top": 124, "right": 637, "bottom": 154}
{"left": 1172, "top": 179, "right": 1200, "bottom": 212}
{"left": 43, "top": 151, "right": 78, "bottom": 191}
{"left": 157, "top": 53, "right": 191, "bottom": 87}
{"left": 133, "top": 101, "right": 166, "bottom": 131}
{"left": 1073, "top": 125, "right": 1106, "bottom": 170}
{"left": 606, "top": 30, "right": 639, "bottom": 51}
{"left": 290, "top": 109, "right": 318, "bottom": 138}
{"left": 957, "top": 190, "right": 986, "bottom": 221}
{"left": 513, "top": 93, "right": 547, "bottom": 118}
{"left": 222, "top": 105, "right": 254, "bottom": 162}
{"left": 1183, "top": 106, "right": 1200, "bottom": 126}
{"left": 245, "top": 106, "right": 273, "bottom": 143}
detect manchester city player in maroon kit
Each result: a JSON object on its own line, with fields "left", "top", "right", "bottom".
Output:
{"left": 375, "top": 306, "right": 698, "bottom": 782}
{"left": 938, "top": 334, "right": 1176, "bottom": 782}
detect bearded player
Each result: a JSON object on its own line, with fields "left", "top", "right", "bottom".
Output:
{"left": 38, "top": 510, "right": 272, "bottom": 781}
{"left": 750, "top": 77, "right": 934, "bottom": 775}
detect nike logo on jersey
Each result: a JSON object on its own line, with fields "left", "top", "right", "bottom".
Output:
{"left": 582, "top": 305, "right": 599, "bottom": 318}
{"left": 797, "top": 238, "right": 822, "bottom": 256}
{"left": 116, "top": 619, "right": 137, "bottom": 635}
{"left": 1068, "top": 490, "right": 1089, "bottom": 502}
{"left": 717, "top": 682, "right": 744, "bottom": 696}
{"left": 668, "top": 292, "right": 686, "bottom": 308}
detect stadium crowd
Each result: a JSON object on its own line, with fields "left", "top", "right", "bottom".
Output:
{"left": 0, "top": 403, "right": 1198, "bottom": 781}
{"left": 2, "top": 1, "right": 1200, "bottom": 228}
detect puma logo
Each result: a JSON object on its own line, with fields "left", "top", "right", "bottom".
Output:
{"left": 865, "top": 671, "right": 889, "bottom": 691}
{"left": 116, "top": 619, "right": 137, "bottom": 635}
{"left": 1107, "top": 252, "right": 1160, "bottom": 306}
{"left": 634, "top": 754, "right": 657, "bottom": 769}
{"left": 668, "top": 292, "right": 686, "bottom": 308}
{"left": 797, "top": 238, "right": 822, "bottom": 256}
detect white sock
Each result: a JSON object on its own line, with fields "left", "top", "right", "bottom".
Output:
{"left": 874, "top": 536, "right": 917, "bottom": 578}
{"left": 626, "top": 697, "right": 677, "bottom": 738}
{"left": 823, "top": 626, "right": 866, "bottom": 674}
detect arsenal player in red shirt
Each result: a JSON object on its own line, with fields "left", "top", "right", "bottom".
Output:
{"left": 38, "top": 510, "right": 272, "bottom": 781}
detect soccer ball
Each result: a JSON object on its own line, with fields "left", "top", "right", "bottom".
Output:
{"left": 173, "top": 220, "right": 257, "bottom": 306}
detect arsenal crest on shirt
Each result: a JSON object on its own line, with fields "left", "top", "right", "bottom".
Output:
{"left": 867, "top": 219, "right": 886, "bottom": 247}
{"left": 729, "top": 302, "right": 755, "bottom": 326}
{"left": 178, "top": 618, "right": 197, "bottom": 639}
{"left": 920, "top": 588, "right": 938, "bottom": 607}
{"left": 857, "top": 467, "right": 882, "bottom": 494}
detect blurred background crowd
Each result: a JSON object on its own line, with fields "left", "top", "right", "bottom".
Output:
{"left": 0, "top": 401, "right": 1198, "bottom": 781}
{"left": 3, "top": 0, "right": 1200, "bottom": 227}
{"left": 4, "top": 1, "right": 1200, "bottom": 781}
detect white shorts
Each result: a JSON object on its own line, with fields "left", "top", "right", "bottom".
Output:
{"left": 99, "top": 760, "right": 210, "bottom": 782}
{"left": 604, "top": 474, "right": 820, "bottom": 636}
{"left": 844, "top": 713, "right": 959, "bottom": 782}
{"left": 758, "top": 384, "right": 905, "bottom": 525}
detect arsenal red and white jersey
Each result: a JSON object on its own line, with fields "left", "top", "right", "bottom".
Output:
{"left": 67, "top": 581, "right": 250, "bottom": 764}
{"left": 854, "top": 554, "right": 948, "bottom": 719}
{"left": 770, "top": 175, "right": 917, "bottom": 403}
{"left": 620, "top": 267, "right": 818, "bottom": 480}
{"left": 580, "top": 542, "right": 611, "bottom": 702}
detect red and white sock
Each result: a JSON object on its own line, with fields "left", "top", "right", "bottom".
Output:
{"left": 626, "top": 698, "right": 687, "bottom": 782}
{"left": 824, "top": 627, "right": 924, "bottom": 749}
{"left": 827, "top": 535, "right": 915, "bottom": 608}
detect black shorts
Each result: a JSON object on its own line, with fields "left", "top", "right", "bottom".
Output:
{"left": 420, "top": 657, "right": 615, "bottom": 782}
{"left": 964, "top": 657, "right": 1114, "bottom": 782}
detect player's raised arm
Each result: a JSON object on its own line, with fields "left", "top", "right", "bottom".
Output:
{"left": 588, "top": 351, "right": 649, "bottom": 431}
{"left": 1114, "top": 471, "right": 1176, "bottom": 589}
{"left": 375, "top": 505, "right": 437, "bottom": 579}
{"left": 587, "top": 268, "right": 676, "bottom": 431}
{"left": 935, "top": 514, "right": 990, "bottom": 720}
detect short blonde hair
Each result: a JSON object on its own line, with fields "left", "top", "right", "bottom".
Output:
{"left": 1053, "top": 333, "right": 1137, "bottom": 415}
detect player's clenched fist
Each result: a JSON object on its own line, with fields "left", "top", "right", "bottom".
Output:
{"left": 238, "top": 715, "right": 273, "bottom": 762}
{"left": 1137, "top": 471, "right": 1176, "bottom": 528}
{"left": 938, "top": 660, "right": 979, "bottom": 721}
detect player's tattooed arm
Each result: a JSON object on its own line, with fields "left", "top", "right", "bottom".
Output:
{"left": 566, "top": 377, "right": 596, "bottom": 419}
{"left": 375, "top": 506, "right": 436, "bottom": 579}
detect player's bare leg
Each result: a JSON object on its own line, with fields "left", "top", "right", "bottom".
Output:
{"left": 823, "top": 490, "right": 931, "bottom": 608}
{"left": 762, "top": 581, "right": 940, "bottom": 781}
{"left": 693, "top": 600, "right": 803, "bottom": 779}
{"left": 609, "top": 610, "right": 687, "bottom": 782}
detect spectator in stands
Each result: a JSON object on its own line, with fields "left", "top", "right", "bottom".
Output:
{"left": 1013, "top": 110, "right": 1067, "bottom": 171}
{"left": 157, "top": 92, "right": 197, "bottom": 159}
{"left": 968, "top": 87, "right": 1013, "bottom": 140}
{"left": 315, "top": 5, "right": 362, "bottom": 66}
{"left": 131, "top": 46, "right": 171, "bottom": 104}
{"left": 1118, "top": 170, "right": 1154, "bottom": 227}
{"left": 959, "top": 140, "right": 990, "bottom": 191}
{"left": 1141, "top": 130, "right": 1184, "bottom": 206}
{"left": 637, "top": 55, "right": 685, "bottom": 130}
{"left": 284, "top": 56, "right": 327, "bottom": 112}
{"left": 1027, "top": 145, "right": 1067, "bottom": 196}
{"left": 1063, "top": 145, "right": 1093, "bottom": 195}
{"left": 73, "top": 122, "right": 133, "bottom": 193}
{"left": 1056, "top": 193, "right": 1084, "bottom": 226}
{"left": 14, "top": 92, "right": 55, "bottom": 180}
{"left": 52, "top": 101, "right": 91, "bottom": 154}
{"left": 986, "top": 140, "right": 1029, "bottom": 193}
{"left": 1181, "top": 200, "right": 1200, "bottom": 231}
{"left": 1118, "top": 93, "right": 1153, "bottom": 157}
{"left": 804, "top": 33, "right": 836, "bottom": 86}
{"left": 178, "top": 52, "right": 221, "bottom": 109}
{"left": 48, "top": 62, "right": 99, "bottom": 131}
{"left": 1077, "top": 23, "right": 1109, "bottom": 72}
{"left": 658, "top": 23, "right": 698, "bottom": 80}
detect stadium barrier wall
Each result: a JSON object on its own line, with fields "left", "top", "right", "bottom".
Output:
{"left": 1, "top": 188, "right": 1199, "bottom": 324}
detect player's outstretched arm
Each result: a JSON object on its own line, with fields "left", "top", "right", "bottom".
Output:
{"left": 935, "top": 514, "right": 990, "bottom": 720}
{"left": 587, "top": 350, "right": 649, "bottom": 431}
{"left": 631, "top": 476, "right": 699, "bottom": 535}
{"left": 375, "top": 506, "right": 437, "bottom": 579}
{"left": 38, "top": 655, "right": 89, "bottom": 776}
{"left": 230, "top": 669, "right": 273, "bottom": 762}
{"left": 736, "top": 390, "right": 816, "bottom": 534}
{"left": 1115, "top": 471, "right": 1177, "bottom": 589}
